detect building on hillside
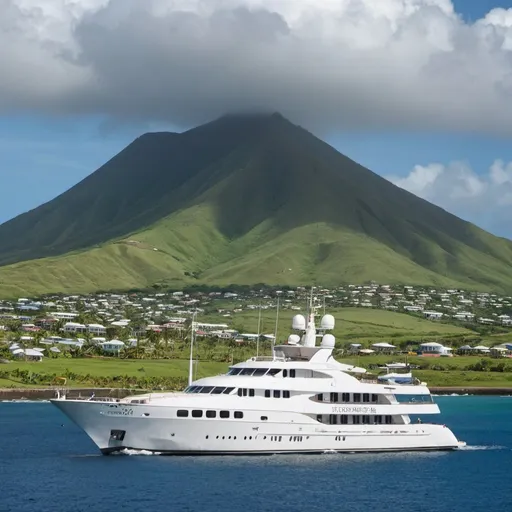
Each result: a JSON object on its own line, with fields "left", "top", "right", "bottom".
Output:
{"left": 417, "top": 342, "right": 453, "bottom": 356}
{"left": 87, "top": 324, "right": 107, "bottom": 335}
{"left": 371, "top": 342, "right": 396, "bottom": 353}
{"left": 63, "top": 322, "right": 87, "bottom": 334}
{"left": 453, "top": 312, "right": 475, "bottom": 322}
{"left": 50, "top": 312, "right": 79, "bottom": 320}
{"left": 423, "top": 311, "right": 444, "bottom": 320}
{"left": 99, "top": 340, "right": 125, "bottom": 353}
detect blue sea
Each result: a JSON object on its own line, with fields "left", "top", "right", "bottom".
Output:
{"left": 0, "top": 396, "right": 511, "bottom": 512}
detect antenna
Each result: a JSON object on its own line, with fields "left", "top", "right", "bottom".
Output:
{"left": 256, "top": 303, "right": 262, "bottom": 357}
{"left": 188, "top": 310, "right": 197, "bottom": 386}
{"left": 323, "top": 294, "right": 326, "bottom": 316}
{"left": 272, "top": 296, "right": 280, "bottom": 358}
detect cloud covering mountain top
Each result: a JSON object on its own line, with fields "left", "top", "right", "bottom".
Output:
{"left": 3, "top": 0, "right": 512, "bottom": 133}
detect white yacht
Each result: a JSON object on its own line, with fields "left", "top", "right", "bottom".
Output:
{"left": 52, "top": 304, "right": 465, "bottom": 455}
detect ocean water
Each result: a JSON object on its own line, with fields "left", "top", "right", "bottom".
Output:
{"left": 0, "top": 396, "right": 511, "bottom": 512}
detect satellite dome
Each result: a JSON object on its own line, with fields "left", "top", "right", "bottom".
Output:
{"left": 321, "top": 334, "right": 335, "bottom": 349}
{"left": 292, "top": 314, "right": 306, "bottom": 330}
{"left": 320, "top": 314, "right": 335, "bottom": 330}
{"left": 288, "top": 334, "right": 301, "bottom": 345}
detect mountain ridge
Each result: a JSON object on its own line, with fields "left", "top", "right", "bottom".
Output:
{"left": 0, "top": 113, "right": 512, "bottom": 297}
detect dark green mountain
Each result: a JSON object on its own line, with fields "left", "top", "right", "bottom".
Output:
{"left": 0, "top": 113, "right": 511, "bottom": 297}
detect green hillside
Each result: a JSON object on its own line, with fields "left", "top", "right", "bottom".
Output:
{"left": 1, "top": 113, "right": 512, "bottom": 297}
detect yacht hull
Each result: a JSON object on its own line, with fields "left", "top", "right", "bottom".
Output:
{"left": 52, "top": 399, "right": 462, "bottom": 455}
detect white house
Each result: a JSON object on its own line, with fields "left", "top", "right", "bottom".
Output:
{"left": 423, "top": 311, "right": 444, "bottom": 320}
{"left": 371, "top": 342, "right": 396, "bottom": 353}
{"left": 87, "top": 323, "right": 107, "bottom": 335}
{"left": 63, "top": 322, "right": 87, "bottom": 334}
{"left": 418, "top": 341, "right": 452, "bottom": 356}
{"left": 99, "top": 340, "right": 125, "bottom": 353}
{"left": 453, "top": 312, "right": 475, "bottom": 321}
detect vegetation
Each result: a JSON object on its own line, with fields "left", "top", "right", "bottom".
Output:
{"left": 3, "top": 114, "right": 512, "bottom": 296}
{"left": 2, "top": 355, "right": 512, "bottom": 389}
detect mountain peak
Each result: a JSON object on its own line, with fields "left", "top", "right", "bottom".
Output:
{"left": 1, "top": 113, "right": 512, "bottom": 297}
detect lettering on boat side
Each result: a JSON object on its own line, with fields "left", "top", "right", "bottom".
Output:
{"left": 331, "top": 406, "right": 377, "bottom": 414}
{"left": 104, "top": 406, "right": 134, "bottom": 416}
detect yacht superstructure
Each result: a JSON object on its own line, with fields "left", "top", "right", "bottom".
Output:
{"left": 52, "top": 302, "right": 464, "bottom": 455}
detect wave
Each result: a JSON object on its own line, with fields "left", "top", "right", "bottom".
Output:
{"left": 1, "top": 399, "right": 50, "bottom": 403}
{"left": 458, "top": 445, "right": 507, "bottom": 451}
{"left": 114, "top": 448, "right": 161, "bottom": 456}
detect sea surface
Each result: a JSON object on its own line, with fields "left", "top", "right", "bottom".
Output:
{"left": 0, "top": 396, "right": 511, "bottom": 512}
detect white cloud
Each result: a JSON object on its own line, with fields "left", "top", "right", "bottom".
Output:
{"left": 387, "top": 159, "right": 512, "bottom": 236}
{"left": 1, "top": 0, "right": 512, "bottom": 132}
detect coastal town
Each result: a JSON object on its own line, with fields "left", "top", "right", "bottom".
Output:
{"left": 1, "top": 283, "right": 512, "bottom": 362}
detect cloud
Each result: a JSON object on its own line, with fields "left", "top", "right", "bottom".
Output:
{"left": 4, "top": 0, "right": 512, "bottom": 133}
{"left": 387, "top": 159, "right": 512, "bottom": 236}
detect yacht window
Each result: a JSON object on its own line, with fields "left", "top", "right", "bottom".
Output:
{"left": 375, "top": 415, "right": 383, "bottom": 424}
{"left": 243, "top": 388, "right": 248, "bottom": 397}
{"left": 206, "top": 410, "right": 216, "bottom": 418}
{"left": 283, "top": 369, "right": 288, "bottom": 378}
{"left": 212, "top": 387, "right": 225, "bottom": 394}
{"left": 317, "top": 393, "right": 323, "bottom": 401}
{"left": 240, "top": 368, "right": 255, "bottom": 376}
{"left": 184, "top": 386, "right": 193, "bottom": 393}
{"left": 342, "top": 393, "right": 350, "bottom": 403}
{"left": 316, "top": 414, "right": 323, "bottom": 423}
{"left": 273, "top": 390, "right": 281, "bottom": 398}
{"left": 192, "top": 410, "right": 203, "bottom": 418}
{"left": 223, "top": 387, "right": 235, "bottom": 394}
{"left": 177, "top": 410, "right": 189, "bottom": 417}
{"left": 363, "top": 393, "right": 370, "bottom": 403}
{"left": 228, "top": 368, "right": 242, "bottom": 375}
{"left": 283, "top": 391, "right": 290, "bottom": 399}
{"left": 192, "top": 387, "right": 202, "bottom": 393}
{"left": 385, "top": 415, "right": 393, "bottom": 424}
{"left": 265, "top": 390, "right": 271, "bottom": 398}
{"left": 220, "top": 411, "right": 230, "bottom": 419}
{"left": 261, "top": 416, "right": 268, "bottom": 421}
{"left": 237, "top": 388, "right": 243, "bottom": 397}
{"left": 249, "top": 389, "right": 255, "bottom": 397}
{"left": 267, "top": 369, "right": 280, "bottom": 376}
{"left": 353, "top": 393, "right": 361, "bottom": 403}
{"left": 330, "top": 392, "right": 339, "bottom": 403}
{"left": 371, "top": 394, "right": 378, "bottom": 403}
{"left": 340, "top": 415, "right": 348, "bottom": 424}
{"left": 290, "top": 369, "right": 296, "bottom": 378}
{"left": 329, "top": 414, "right": 337, "bottom": 425}
{"left": 201, "top": 386, "right": 214, "bottom": 394}
{"left": 234, "top": 411, "right": 243, "bottom": 419}
{"left": 353, "top": 415, "right": 360, "bottom": 424}
{"left": 253, "top": 369, "right": 267, "bottom": 377}
{"left": 362, "top": 415, "right": 370, "bottom": 424}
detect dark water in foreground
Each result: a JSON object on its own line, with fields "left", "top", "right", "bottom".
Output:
{"left": 0, "top": 396, "right": 511, "bottom": 512}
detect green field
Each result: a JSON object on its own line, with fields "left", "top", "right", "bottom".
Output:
{"left": 213, "top": 306, "right": 474, "bottom": 345}
{"left": 1, "top": 352, "right": 512, "bottom": 389}
{"left": 339, "top": 354, "right": 512, "bottom": 387}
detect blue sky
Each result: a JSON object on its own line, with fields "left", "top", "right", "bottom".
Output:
{"left": 2, "top": 0, "right": 512, "bottom": 239}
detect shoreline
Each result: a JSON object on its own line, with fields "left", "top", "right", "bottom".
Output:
{"left": 1, "top": 386, "right": 512, "bottom": 401}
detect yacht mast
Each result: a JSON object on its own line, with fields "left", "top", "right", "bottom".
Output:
{"left": 272, "top": 295, "right": 280, "bottom": 358}
{"left": 188, "top": 310, "right": 197, "bottom": 386}
{"left": 256, "top": 303, "right": 262, "bottom": 357}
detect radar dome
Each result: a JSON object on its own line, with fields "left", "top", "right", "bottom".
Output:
{"left": 321, "top": 334, "right": 335, "bottom": 349}
{"left": 292, "top": 314, "right": 306, "bottom": 330}
{"left": 320, "top": 314, "right": 335, "bottom": 330}
{"left": 288, "top": 334, "right": 300, "bottom": 345}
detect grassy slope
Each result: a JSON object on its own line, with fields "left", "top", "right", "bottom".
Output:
{"left": 1, "top": 207, "right": 511, "bottom": 298}
{"left": 201, "top": 307, "right": 473, "bottom": 345}
{"left": 3, "top": 117, "right": 512, "bottom": 296}
{"left": 2, "top": 355, "right": 512, "bottom": 388}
